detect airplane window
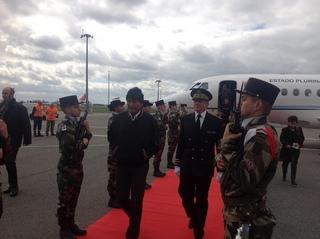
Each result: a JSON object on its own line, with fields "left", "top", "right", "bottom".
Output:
{"left": 317, "top": 89, "right": 320, "bottom": 97}
{"left": 305, "top": 89, "right": 311, "bottom": 96}
{"left": 281, "top": 88, "right": 288, "bottom": 96}
{"left": 293, "top": 89, "right": 299, "bottom": 96}
{"left": 199, "top": 82, "right": 208, "bottom": 90}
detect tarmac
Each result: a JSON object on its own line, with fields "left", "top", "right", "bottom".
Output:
{"left": 0, "top": 113, "right": 319, "bottom": 239}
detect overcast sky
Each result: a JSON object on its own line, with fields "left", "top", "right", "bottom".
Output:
{"left": 0, "top": 0, "right": 319, "bottom": 103}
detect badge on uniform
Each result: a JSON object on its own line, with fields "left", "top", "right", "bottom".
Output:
{"left": 61, "top": 124, "right": 67, "bottom": 131}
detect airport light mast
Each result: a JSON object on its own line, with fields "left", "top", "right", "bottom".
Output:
{"left": 80, "top": 33, "right": 93, "bottom": 106}
{"left": 107, "top": 71, "right": 110, "bottom": 105}
{"left": 155, "top": 79, "right": 161, "bottom": 101}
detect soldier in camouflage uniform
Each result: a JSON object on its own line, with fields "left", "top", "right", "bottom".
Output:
{"left": 179, "top": 103, "right": 188, "bottom": 118}
{"left": 216, "top": 78, "right": 280, "bottom": 239}
{"left": 152, "top": 100, "right": 167, "bottom": 177}
{"left": 56, "top": 95, "right": 92, "bottom": 239}
{"left": 107, "top": 99, "right": 125, "bottom": 207}
{"left": 0, "top": 119, "right": 8, "bottom": 219}
{"left": 167, "top": 101, "right": 180, "bottom": 169}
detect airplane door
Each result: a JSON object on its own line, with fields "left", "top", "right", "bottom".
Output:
{"left": 217, "top": 81, "right": 237, "bottom": 123}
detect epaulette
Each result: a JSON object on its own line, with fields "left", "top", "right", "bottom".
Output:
{"left": 244, "top": 125, "right": 266, "bottom": 146}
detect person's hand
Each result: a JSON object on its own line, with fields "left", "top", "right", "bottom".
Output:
{"left": 174, "top": 166, "right": 180, "bottom": 176}
{"left": 216, "top": 155, "right": 226, "bottom": 171}
{"left": 0, "top": 119, "right": 8, "bottom": 139}
{"left": 222, "top": 123, "right": 242, "bottom": 141}
{"left": 82, "top": 138, "right": 89, "bottom": 146}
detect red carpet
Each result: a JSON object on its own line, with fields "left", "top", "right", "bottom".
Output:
{"left": 81, "top": 170, "right": 224, "bottom": 239}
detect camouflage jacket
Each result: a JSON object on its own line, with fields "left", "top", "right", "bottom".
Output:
{"left": 153, "top": 110, "right": 167, "bottom": 137}
{"left": 167, "top": 109, "right": 180, "bottom": 133}
{"left": 56, "top": 115, "right": 90, "bottom": 168}
{"left": 218, "top": 116, "right": 280, "bottom": 222}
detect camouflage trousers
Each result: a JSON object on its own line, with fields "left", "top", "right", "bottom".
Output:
{"left": 107, "top": 148, "right": 117, "bottom": 199}
{"left": 153, "top": 135, "right": 166, "bottom": 169}
{"left": 224, "top": 220, "right": 274, "bottom": 239}
{"left": 0, "top": 172, "right": 2, "bottom": 219}
{"left": 57, "top": 165, "right": 83, "bottom": 230}
{"left": 167, "top": 131, "right": 179, "bottom": 165}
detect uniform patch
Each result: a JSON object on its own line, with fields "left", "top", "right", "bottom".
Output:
{"left": 241, "top": 159, "right": 255, "bottom": 171}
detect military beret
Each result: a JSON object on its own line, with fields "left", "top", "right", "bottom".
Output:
{"left": 168, "top": 101, "right": 177, "bottom": 107}
{"left": 59, "top": 95, "right": 79, "bottom": 109}
{"left": 108, "top": 99, "right": 125, "bottom": 111}
{"left": 126, "top": 87, "right": 144, "bottom": 103}
{"left": 238, "top": 77, "right": 280, "bottom": 105}
{"left": 155, "top": 100, "right": 165, "bottom": 107}
{"left": 143, "top": 100, "right": 153, "bottom": 107}
{"left": 190, "top": 88, "right": 212, "bottom": 101}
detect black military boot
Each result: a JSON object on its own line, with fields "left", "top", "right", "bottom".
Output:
{"left": 167, "top": 162, "right": 175, "bottom": 169}
{"left": 38, "top": 131, "right": 43, "bottom": 137}
{"left": 153, "top": 169, "right": 166, "bottom": 177}
{"left": 108, "top": 197, "right": 122, "bottom": 208}
{"left": 33, "top": 131, "right": 37, "bottom": 137}
{"left": 60, "top": 229, "right": 75, "bottom": 239}
{"left": 70, "top": 224, "right": 87, "bottom": 236}
{"left": 10, "top": 187, "right": 18, "bottom": 197}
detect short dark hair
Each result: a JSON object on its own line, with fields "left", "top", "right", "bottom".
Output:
{"left": 288, "top": 115, "right": 298, "bottom": 123}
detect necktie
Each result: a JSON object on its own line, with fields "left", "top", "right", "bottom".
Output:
{"left": 196, "top": 114, "right": 201, "bottom": 129}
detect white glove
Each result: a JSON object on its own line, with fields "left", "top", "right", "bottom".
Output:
{"left": 174, "top": 166, "right": 180, "bottom": 176}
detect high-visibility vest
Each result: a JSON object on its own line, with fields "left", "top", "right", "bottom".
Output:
{"left": 34, "top": 103, "right": 44, "bottom": 117}
{"left": 46, "top": 106, "right": 58, "bottom": 121}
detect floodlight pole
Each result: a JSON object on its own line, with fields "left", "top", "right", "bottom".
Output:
{"left": 81, "top": 33, "right": 93, "bottom": 106}
{"left": 155, "top": 79, "right": 161, "bottom": 101}
{"left": 107, "top": 71, "right": 110, "bottom": 105}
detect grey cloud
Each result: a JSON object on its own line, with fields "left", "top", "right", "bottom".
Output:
{"left": 108, "top": 0, "right": 146, "bottom": 7}
{"left": 1, "top": 0, "right": 38, "bottom": 15}
{"left": 32, "top": 36, "right": 64, "bottom": 50}
{"left": 75, "top": 4, "right": 142, "bottom": 25}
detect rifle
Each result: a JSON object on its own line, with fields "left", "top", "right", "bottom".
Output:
{"left": 229, "top": 82, "right": 244, "bottom": 134}
{"left": 74, "top": 101, "right": 89, "bottom": 152}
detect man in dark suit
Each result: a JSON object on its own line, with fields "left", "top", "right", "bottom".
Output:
{"left": 280, "top": 115, "right": 305, "bottom": 186}
{"left": 108, "top": 87, "right": 159, "bottom": 239}
{"left": 175, "top": 88, "right": 223, "bottom": 239}
{"left": 0, "top": 87, "right": 32, "bottom": 197}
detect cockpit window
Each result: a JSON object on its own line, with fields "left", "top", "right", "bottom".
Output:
{"left": 199, "top": 82, "right": 208, "bottom": 90}
{"left": 189, "top": 82, "right": 201, "bottom": 90}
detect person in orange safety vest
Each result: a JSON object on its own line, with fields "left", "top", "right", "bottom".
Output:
{"left": 32, "top": 101, "right": 45, "bottom": 137}
{"left": 45, "top": 103, "right": 58, "bottom": 136}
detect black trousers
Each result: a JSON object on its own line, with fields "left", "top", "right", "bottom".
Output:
{"left": 117, "top": 163, "right": 149, "bottom": 239}
{"left": 33, "top": 117, "right": 42, "bottom": 133}
{"left": 282, "top": 149, "right": 300, "bottom": 182}
{"left": 178, "top": 169, "right": 213, "bottom": 232}
{"left": 4, "top": 146, "right": 20, "bottom": 189}
{"left": 46, "top": 120, "right": 55, "bottom": 135}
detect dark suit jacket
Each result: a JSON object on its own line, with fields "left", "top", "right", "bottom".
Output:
{"left": 108, "top": 111, "right": 160, "bottom": 166}
{"left": 1, "top": 99, "right": 32, "bottom": 147}
{"left": 176, "top": 112, "right": 224, "bottom": 176}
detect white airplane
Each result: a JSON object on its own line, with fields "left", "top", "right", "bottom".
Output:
{"left": 162, "top": 74, "right": 320, "bottom": 129}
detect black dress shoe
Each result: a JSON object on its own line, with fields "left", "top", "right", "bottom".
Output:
{"left": 145, "top": 183, "right": 152, "bottom": 190}
{"left": 10, "top": 188, "right": 18, "bottom": 197}
{"left": 193, "top": 228, "right": 204, "bottom": 239}
{"left": 153, "top": 171, "right": 166, "bottom": 177}
{"left": 291, "top": 181, "right": 298, "bottom": 187}
{"left": 70, "top": 224, "right": 87, "bottom": 236}
{"left": 3, "top": 188, "right": 11, "bottom": 194}
{"left": 60, "top": 229, "right": 75, "bottom": 239}
{"left": 188, "top": 218, "right": 193, "bottom": 229}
